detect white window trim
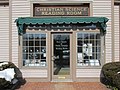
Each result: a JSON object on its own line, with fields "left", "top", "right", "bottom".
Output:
{"left": 29, "top": 0, "right": 93, "bottom": 2}
{"left": 21, "top": 32, "right": 48, "bottom": 68}
{"left": 29, "top": 0, "right": 93, "bottom": 3}
{"left": 76, "top": 31, "right": 104, "bottom": 68}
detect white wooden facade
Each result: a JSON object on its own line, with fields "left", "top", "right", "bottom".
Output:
{"left": 0, "top": 0, "right": 119, "bottom": 82}
{"left": 0, "top": 5, "right": 9, "bottom": 62}
{"left": 114, "top": 5, "right": 120, "bottom": 62}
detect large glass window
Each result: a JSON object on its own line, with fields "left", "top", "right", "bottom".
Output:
{"left": 22, "top": 33, "right": 47, "bottom": 67}
{"left": 77, "top": 32, "right": 101, "bottom": 67}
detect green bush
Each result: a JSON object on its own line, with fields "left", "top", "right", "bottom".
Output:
{"left": 113, "top": 74, "right": 120, "bottom": 89}
{"left": 101, "top": 62, "right": 120, "bottom": 89}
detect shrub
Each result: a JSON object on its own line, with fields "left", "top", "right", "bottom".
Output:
{"left": 100, "top": 62, "right": 120, "bottom": 89}
{"left": 113, "top": 73, "right": 120, "bottom": 89}
{"left": 0, "top": 62, "right": 25, "bottom": 89}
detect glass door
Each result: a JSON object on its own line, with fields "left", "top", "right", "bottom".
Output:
{"left": 52, "top": 33, "right": 71, "bottom": 81}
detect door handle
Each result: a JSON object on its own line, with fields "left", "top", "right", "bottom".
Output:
{"left": 51, "top": 56, "right": 59, "bottom": 61}
{"left": 52, "top": 56, "right": 55, "bottom": 61}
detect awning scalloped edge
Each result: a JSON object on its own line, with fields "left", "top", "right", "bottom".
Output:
{"left": 15, "top": 17, "right": 109, "bottom": 35}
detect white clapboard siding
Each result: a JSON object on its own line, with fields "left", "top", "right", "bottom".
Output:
{"left": 114, "top": 6, "right": 119, "bottom": 61}
{"left": 0, "top": 5, "right": 9, "bottom": 62}
{"left": 21, "top": 69, "right": 47, "bottom": 78}
{"left": 12, "top": 0, "right": 30, "bottom": 66}
{"left": 76, "top": 69, "right": 101, "bottom": 77}
{"left": 93, "top": 0, "right": 112, "bottom": 63}
{"left": 12, "top": 0, "right": 113, "bottom": 79}
{"left": 76, "top": 0, "right": 112, "bottom": 78}
{"left": 12, "top": 0, "right": 47, "bottom": 78}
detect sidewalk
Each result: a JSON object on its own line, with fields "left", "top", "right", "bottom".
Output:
{"left": 17, "top": 82, "right": 110, "bottom": 90}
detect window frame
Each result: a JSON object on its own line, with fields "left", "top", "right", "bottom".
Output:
{"left": 19, "top": 30, "right": 48, "bottom": 68}
{"left": 76, "top": 30, "right": 105, "bottom": 69}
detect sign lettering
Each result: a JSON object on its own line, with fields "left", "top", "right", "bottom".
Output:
{"left": 34, "top": 7, "right": 89, "bottom": 16}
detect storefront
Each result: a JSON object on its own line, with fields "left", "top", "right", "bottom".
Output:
{"left": 2, "top": 0, "right": 120, "bottom": 82}
{"left": 15, "top": 3, "right": 108, "bottom": 82}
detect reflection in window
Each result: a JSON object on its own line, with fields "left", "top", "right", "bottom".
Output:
{"left": 22, "top": 33, "right": 47, "bottom": 67}
{"left": 77, "top": 32, "right": 101, "bottom": 67}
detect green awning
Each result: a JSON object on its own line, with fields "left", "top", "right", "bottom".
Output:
{"left": 15, "top": 17, "right": 109, "bottom": 35}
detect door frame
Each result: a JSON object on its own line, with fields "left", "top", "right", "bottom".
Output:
{"left": 51, "top": 32, "right": 73, "bottom": 82}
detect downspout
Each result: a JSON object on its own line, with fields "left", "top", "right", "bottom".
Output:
{"left": 112, "top": 0, "right": 115, "bottom": 62}
{"left": 9, "top": 0, "right": 12, "bottom": 62}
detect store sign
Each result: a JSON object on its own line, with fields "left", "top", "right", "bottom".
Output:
{"left": 34, "top": 6, "right": 89, "bottom": 16}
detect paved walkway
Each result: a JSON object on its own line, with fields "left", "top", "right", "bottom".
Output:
{"left": 17, "top": 82, "right": 110, "bottom": 90}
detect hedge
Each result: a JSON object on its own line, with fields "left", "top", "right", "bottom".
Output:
{"left": 100, "top": 62, "right": 120, "bottom": 89}
{"left": 0, "top": 62, "right": 25, "bottom": 90}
